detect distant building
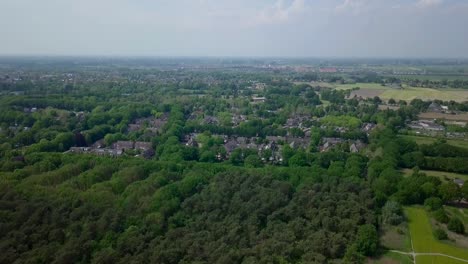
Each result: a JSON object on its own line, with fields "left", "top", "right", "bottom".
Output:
{"left": 113, "top": 141, "right": 135, "bottom": 151}
{"left": 319, "top": 67, "right": 337, "bottom": 73}
{"left": 252, "top": 96, "right": 266, "bottom": 103}
{"left": 408, "top": 120, "right": 444, "bottom": 132}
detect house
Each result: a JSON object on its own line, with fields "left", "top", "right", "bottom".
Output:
{"left": 408, "top": 120, "right": 444, "bottom": 132}
{"left": 320, "top": 138, "right": 344, "bottom": 152}
{"left": 185, "top": 137, "right": 199, "bottom": 148}
{"left": 350, "top": 141, "right": 366, "bottom": 153}
{"left": 428, "top": 102, "right": 443, "bottom": 113}
{"left": 91, "top": 139, "right": 105, "bottom": 149}
{"left": 252, "top": 96, "right": 266, "bottom": 103}
{"left": 224, "top": 139, "right": 240, "bottom": 154}
{"left": 135, "top": 141, "right": 152, "bottom": 151}
{"left": 113, "top": 141, "right": 134, "bottom": 151}
{"left": 203, "top": 116, "right": 219, "bottom": 125}
{"left": 128, "top": 124, "right": 141, "bottom": 132}
{"left": 362, "top": 123, "right": 376, "bottom": 134}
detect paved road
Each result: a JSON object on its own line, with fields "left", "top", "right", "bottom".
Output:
{"left": 390, "top": 250, "right": 468, "bottom": 263}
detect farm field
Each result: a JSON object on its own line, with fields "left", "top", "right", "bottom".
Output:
{"left": 419, "top": 112, "right": 468, "bottom": 122}
{"left": 399, "top": 135, "right": 468, "bottom": 149}
{"left": 335, "top": 82, "right": 468, "bottom": 102}
{"left": 405, "top": 207, "right": 468, "bottom": 264}
{"left": 401, "top": 169, "right": 468, "bottom": 182}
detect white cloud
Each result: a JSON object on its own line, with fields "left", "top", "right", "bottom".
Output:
{"left": 416, "top": 0, "right": 443, "bottom": 8}
{"left": 335, "top": 0, "right": 369, "bottom": 14}
{"left": 252, "top": 0, "right": 306, "bottom": 25}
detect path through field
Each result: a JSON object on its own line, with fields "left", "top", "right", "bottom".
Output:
{"left": 392, "top": 207, "right": 468, "bottom": 264}
{"left": 390, "top": 250, "right": 468, "bottom": 264}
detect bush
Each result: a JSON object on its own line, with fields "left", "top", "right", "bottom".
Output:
{"left": 433, "top": 228, "right": 448, "bottom": 240}
{"left": 424, "top": 197, "right": 443, "bottom": 211}
{"left": 447, "top": 218, "right": 465, "bottom": 234}
{"left": 433, "top": 209, "right": 449, "bottom": 224}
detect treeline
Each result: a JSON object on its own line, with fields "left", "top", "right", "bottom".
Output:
{"left": 402, "top": 141, "right": 468, "bottom": 173}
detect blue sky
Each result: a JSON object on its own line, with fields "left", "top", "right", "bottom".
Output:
{"left": 1, "top": 0, "right": 467, "bottom": 57}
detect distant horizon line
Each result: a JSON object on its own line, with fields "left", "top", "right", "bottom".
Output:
{"left": 0, "top": 54, "right": 467, "bottom": 61}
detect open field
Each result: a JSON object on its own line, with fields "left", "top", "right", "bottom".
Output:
{"left": 399, "top": 135, "right": 468, "bottom": 149}
{"left": 336, "top": 83, "right": 388, "bottom": 90}
{"left": 419, "top": 112, "right": 468, "bottom": 122}
{"left": 406, "top": 207, "right": 468, "bottom": 264}
{"left": 401, "top": 169, "right": 468, "bottom": 182}
{"left": 368, "top": 251, "right": 413, "bottom": 264}
{"left": 335, "top": 82, "right": 468, "bottom": 102}
{"left": 380, "top": 224, "right": 412, "bottom": 251}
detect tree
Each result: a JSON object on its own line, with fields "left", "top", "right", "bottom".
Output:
{"left": 281, "top": 145, "right": 295, "bottom": 166}
{"left": 244, "top": 154, "right": 263, "bottom": 168}
{"left": 462, "top": 182, "right": 468, "bottom": 200}
{"left": 433, "top": 209, "right": 449, "bottom": 224}
{"left": 433, "top": 228, "right": 448, "bottom": 240}
{"left": 354, "top": 224, "right": 379, "bottom": 256}
{"left": 288, "top": 152, "right": 308, "bottom": 167}
{"left": 382, "top": 201, "right": 404, "bottom": 225}
{"left": 424, "top": 197, "right": 443, "bottom": 211}
{"left": 343, "top": 244, "right": 364, "bottom": 264}
{"left": 447, "top": 218, "right": 465, "bottom": 234}
{"left": 439, "top": 182, "right": 461, "bottom": 203}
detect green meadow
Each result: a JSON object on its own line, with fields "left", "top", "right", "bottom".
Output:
{"left": 405, "top": 207, "right": 468, "bottom": 264}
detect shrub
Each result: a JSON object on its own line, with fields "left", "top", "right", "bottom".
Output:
{"left": 433, "top": 209, "right": 449, "bottom": 224}
{"left": 433, "top": 228, "right": 448, "bottom": 240}
{"left": 424, "top": 197, "right": 443, "bottom": 211}
{"left": 447, "top": 218, "right": 465, "bottom": 234}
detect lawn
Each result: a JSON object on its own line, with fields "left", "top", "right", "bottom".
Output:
{"left": 405, "top": 207, "right": 468, "bottom": 264}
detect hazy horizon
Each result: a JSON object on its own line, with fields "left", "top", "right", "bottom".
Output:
{"left": 1, "top": 0, "right": 468, "bottom": 58}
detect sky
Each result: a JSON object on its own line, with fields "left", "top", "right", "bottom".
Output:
{"left": 1, "top": 0, "right": 468, "bottom": 58}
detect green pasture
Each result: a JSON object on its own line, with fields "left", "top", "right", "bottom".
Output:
{"left": 405, "top": 207, "right": 468, "bottom": 264}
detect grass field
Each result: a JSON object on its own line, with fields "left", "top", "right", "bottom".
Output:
{"left": 419, "top": 112, "right": 468, "bottom": 122}
{"left": 399, "top": 135, "right": 468, "bottom": 149}
{"left": 334, "top": 82, "right": 468, "bottom": 102}
{"left": 368, "top": 251, "right": 413, "bottom": 264}
{"left": 405, "top": 207, "right": 468, "bottom": 264}
{"left": 380, "top": 224, "right": 412, "bottom": 252}
{"left": 401, "top": 169, "right": 468, "bottom": 182}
